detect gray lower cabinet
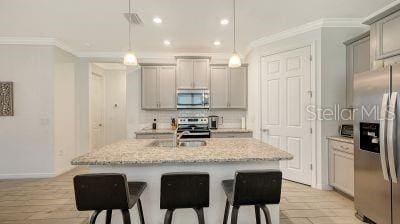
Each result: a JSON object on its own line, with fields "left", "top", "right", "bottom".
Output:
{"left": 210, "top": 66, "right": 247, "bottom": 109}
{"left": 329, "top": 139, "right": 354, "bottom": 196}
{"left": 211, "top": 132, "right": 252, "bottom": 138}
{"left": 141, "top": 66, "right": 176, "bottom": 110}
{"left": 344, "top": 33, "right": 370, "bottom": 108}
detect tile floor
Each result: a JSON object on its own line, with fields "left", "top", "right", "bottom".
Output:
{"left": 0, "top": 168, "right": 364, "bottom": 224}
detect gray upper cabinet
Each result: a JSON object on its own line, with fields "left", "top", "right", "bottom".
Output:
{"left": 364, "top": 5, "right": 400, "bottom": 65}
{"left": 142, "top": 66, "right": 158, "bottom": 109}
{"left": 210, "top": 66, "right": 229, "bottom": 108}
{"left": 176, "top": 58, "right": 210, "bottom": 89}
{"left": 158, "top": 66, "right": 176, "bottom": 109}
{"left": 193, "top": 59, "right": 210, "bottom": 89}
{"left": 177, "top": 59, "right": 193, "bottom": 89}
{"left": 141, "top": 66, "right": 176, "bottom": 110}
{"left": 375, "top": 10, "right": 400, "bottom": 59}
{"left": 210, "top": 65, "right": 247, "bottom": 109}
{"left": 344, "top": 33, "right": 370, "bottom": 108}
{"left": 229, "top": 67, "right": 247, "bottom": 109}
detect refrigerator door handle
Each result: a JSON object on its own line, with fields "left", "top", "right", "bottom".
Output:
{"left": 380, "top": 93, "right": 390, "bottom": 181}
{"left": 388, "top": 92, "right": 398, "bottom": 183}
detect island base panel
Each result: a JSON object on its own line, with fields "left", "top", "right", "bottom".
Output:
{"left": 88, "top": 161, "right": 280, "bottom": 224}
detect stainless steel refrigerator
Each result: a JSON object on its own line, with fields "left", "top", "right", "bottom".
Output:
{"left": 354, "top": 63, "right": 400, "bottom": 224}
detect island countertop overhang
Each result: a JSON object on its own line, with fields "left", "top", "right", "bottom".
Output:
{"left": 71, "top": 138, "right": 293, "bottom": 166}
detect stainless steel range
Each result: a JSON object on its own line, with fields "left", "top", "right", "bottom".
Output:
{"left": 177, "top": 117, "right": 210, "bottom": 138}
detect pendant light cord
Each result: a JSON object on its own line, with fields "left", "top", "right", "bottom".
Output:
{"left": 128, "top": 0, "right": 132, "bottom": 51}
{"left": 233, "top": 0, "right": 236, "bottom": 53}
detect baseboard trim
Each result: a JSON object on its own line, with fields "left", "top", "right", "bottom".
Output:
{"left": 0, "top": 172, "right": 56, "bottom": 179}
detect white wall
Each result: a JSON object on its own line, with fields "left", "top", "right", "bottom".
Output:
{"left": 0, "top": 45, "right": 54, "bottom": 178}
{"left": 53, "top": 47, "right": 77, "bottom": 175}
{"left": 0, "top": 45, "right": 84, "bottom": 178}
{"left": 75, "top": 58, "right": 91, "bottom": 156}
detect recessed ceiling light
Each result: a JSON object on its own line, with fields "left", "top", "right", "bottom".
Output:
{"left": 153, "top": 17, "right": 162, "bottom": 24}
{"left": 220, "top": 19, "right": 229, "bottom": 25}
{"left": 214, "top": 41, "right": 221, "bottom": 46}
{"left": 164, "top": 40, "right": 171, "bottom": 46}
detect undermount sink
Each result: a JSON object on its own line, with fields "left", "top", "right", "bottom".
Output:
{"left": 179, "top": 140, "right": 207, "bottom": 147}
{"left": 148, "top": 140, "right": 207, "bottom": 148}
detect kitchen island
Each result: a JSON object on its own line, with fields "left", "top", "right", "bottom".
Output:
{"left": 72, "top": 138, "right": 292, "bottom": 224}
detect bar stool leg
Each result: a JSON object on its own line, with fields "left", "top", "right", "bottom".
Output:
{"left": 260, "top": 205, "right": 272, "bottom": 224}
{"left": 105, "top": 210, "right": 112, "bottom": 224}
{"left": 89, "top": 210, "right": 101, "bottom": 224}
{"left": 223, "top": 199, "right": 230, "bottom": 224}
{"left": 137, "top": 199, "right": 145, "bottom": 224}
{"left": 164, "top": 209, "right": 174, "bottom": 224}
{"left": 121, "top": 209, "right": 131, "bottom": 224}
{"left": 194, "top": 208, "right": 205, "bottom": 224}
{"left": 230, "top": 206, "right": 240, "bottom": 224}
{"left": 255, "top": 205, "right": 261, "bottom": 224}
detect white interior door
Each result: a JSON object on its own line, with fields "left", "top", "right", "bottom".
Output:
{"left": 261, "top": 46, "right": 312, "bottom": 185}
{"left": 91, "top": 73, "right": 105, "bottom": 150}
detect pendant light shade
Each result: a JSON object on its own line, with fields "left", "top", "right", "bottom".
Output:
{"left": 229, "top": 0, "right": 241, "bottom": 68}
{"left": 229, "top": 52, "right": 241, "bottom": 68}
{"left": 124, "top": 51, "right": 138, "bottom": 66}
{"left": 123, "top": 0, "right": 138, "bottom": 66}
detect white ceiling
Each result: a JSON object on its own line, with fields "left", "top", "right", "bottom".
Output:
{"left": 0, "top": 0, "right": 394, "bottom": 55}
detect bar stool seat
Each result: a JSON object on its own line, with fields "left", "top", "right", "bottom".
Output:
{"left": 73, "top": 173, "right": 147, "bottom": 224}
{"left": 222, "top": 170, "right": 282, "bottom": 224}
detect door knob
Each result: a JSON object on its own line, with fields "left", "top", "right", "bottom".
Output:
{"left": 262, "top": 129, "right": 268, "bottom": 132}
{"left": 99, "top": 124, "right": 103, "bottom": 127}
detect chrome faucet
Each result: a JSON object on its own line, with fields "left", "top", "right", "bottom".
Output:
{"left": 173, "top": 130, "right": 190, "bottom": 147}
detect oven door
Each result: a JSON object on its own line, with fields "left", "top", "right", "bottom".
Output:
{"left": 177, "top": 90, "right": 209, "bottom": 109}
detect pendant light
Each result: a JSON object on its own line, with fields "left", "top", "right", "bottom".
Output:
{"left": 228, "top": 0, "right": 241, "bottom": 68}
{"left": 123, "top": 0, "right": 138, "bottom": 66}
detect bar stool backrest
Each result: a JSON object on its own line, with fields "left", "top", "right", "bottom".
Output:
{"left": 74, "top": 173, "right": 130, "bottom": 211}
{"left": 160, "top": 172, "right": 209, "bottom": 209}
{"left": 232, "top": 170, "right": 282, "bottom": 206}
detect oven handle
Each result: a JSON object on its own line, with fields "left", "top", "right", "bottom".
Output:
{"left": 388, "top": 92, "right": 398, "bottom": 183}
{"left": 380, "top": 93, "right": 390, "bottom": 181}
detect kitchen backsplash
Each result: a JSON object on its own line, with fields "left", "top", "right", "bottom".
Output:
{"left": 137, "top": 109, "right": 247, "bottom": 130}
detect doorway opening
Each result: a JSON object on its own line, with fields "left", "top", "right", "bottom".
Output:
{"left": 90, "top": 63, "right": 127, "bottom": 150}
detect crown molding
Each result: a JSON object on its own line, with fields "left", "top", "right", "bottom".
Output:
{"left": 0, "top": 37, "right": 78, "bottom": 56}
{"left": 246, "top": 18, "right": 366, "bottom": 55}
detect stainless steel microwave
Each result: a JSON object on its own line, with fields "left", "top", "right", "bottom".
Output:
{"left": 176, "top": 89, "right": 209, "bottom": 109}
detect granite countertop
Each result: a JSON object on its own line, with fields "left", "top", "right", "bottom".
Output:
{"left": 71, "top": 138, "right": 293, "bottom": 166}
{"left": 327, "top": 136, "right": 354, "bottom": 144}
{"left": 135, "top": 129, "right": 174, "bottom": 134}
{"left": 210, "top": 128, "right": 253, "bottom": 133}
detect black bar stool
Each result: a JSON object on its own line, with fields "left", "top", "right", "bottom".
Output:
{"left": 73, "top": 173, "right": 147, "bottom": 224}
{"left": 160, "top": 172, "right": 209, "bottom": 224}
{"left": 221, "top": 170, "right": 282, "bottom": 224}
